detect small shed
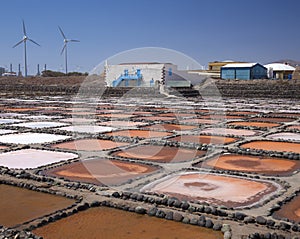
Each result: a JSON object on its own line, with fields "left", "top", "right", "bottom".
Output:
{"left": 264, "top": 63, "right": 295, "bottom": 80}
{"left": 221, "top": 63, "right": 267, "bottom": 80}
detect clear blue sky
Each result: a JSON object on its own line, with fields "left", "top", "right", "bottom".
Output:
{"left": 0, "top": 0, "right": 299, "bottom": 74}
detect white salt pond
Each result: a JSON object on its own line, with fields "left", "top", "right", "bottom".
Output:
{"left": 0, "top": 133, "right": 71, "bottom": 144}
{"left": 58, "top": 125, "right": 115, "bottom": 134}
{"left": 266, "top": 132, "right": 300, "bottom": 142}
{"left": 0, "top": 129, "right": 16, "bottom": 135}
{"left": 0, "top": 149, "right": 78, "bottom": 169}
{"left": 11, "top": 121, "right": 68, "bottom": 129}
{"left": 0, "top": 119, "right": 25, "bottom": 124}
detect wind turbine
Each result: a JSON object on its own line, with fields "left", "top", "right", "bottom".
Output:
{"left": 13, "top": 20, "right": 40, "bottom": 77}
{"left": 58, "top": 26, "right": 79, "bottom": 75}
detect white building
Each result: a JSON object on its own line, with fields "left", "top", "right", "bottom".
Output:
{"left": 264, "top": 63, "right": 295, "bottom": 80}
{"left": 105, "top": 62, "right": 192, "bottom": 87}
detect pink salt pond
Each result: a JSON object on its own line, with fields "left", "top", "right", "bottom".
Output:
{"left": 241, "top": 141, "right": 300, "bottom": 154}
{"left": 106, "top": 129, "right": 172, "bottom": 139}
{"left": 43, "top": 158, "right": 158, "bottom": 186}
{"left": 201, "top": 128, "right": 258, "bottom": 136}
{"left": 287, "top": 125, "right": 300, "bottom": 131}
{"left": 52, "top": 139, "right": 129, "bottom": 151}
{"left": 200, "top": 154, "right": 300, "bottom": 176}
{"left": 98, "top": 120, "right": 148, "bottom": 128}
{"left": 141, "top": 172, "right": 279, "bottom": 208}
{"left": 266, "top": 132, "right": 300, "bottom": 141}
{"left": 0, "top": 149, "right": 78, "bottom": 169}
{"left": 112, "top": 145, "right": 206, "bottom": 163}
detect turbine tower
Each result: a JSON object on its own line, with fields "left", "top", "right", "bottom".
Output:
{"left": 13, "top": 20, "right": 40, "bottom": 77}
{"left": 58, "top": 26, "right": 79, "bottom": 75}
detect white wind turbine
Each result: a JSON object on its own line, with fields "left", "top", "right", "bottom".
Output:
{"left": 58, "top": 26, "right": 79, "bottom": 75}
{"left": 13, "top": 20, "right": 40, "bottom": 77}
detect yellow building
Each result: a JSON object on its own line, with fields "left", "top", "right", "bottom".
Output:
{"left": 208, "top": 61, "right": 245, "bottom": 75}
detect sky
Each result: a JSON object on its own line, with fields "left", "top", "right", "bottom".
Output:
{"left": 0, "top": 0, "right": 299, "bottom": 75}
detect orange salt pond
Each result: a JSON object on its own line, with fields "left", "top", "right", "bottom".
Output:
{"left": 229, "top": 121, "right": 280, "bottom": 128}
{"left": 106, "top": 129, "right": 172, "bottom": 138}
{"left": 251, "top": 117, "right": 295, "bottom": 123}
{"left": 143, "top": 123, "right": 198, "bottom": 132}
{"left": 170, "top": 135, "right": 237, "bottom": 145}
{"left": 141, "top": 173, "right": 278, "bottom": 208}
{"left": 33, "top": 207, "right": 223, "bottom": 239}
{"left": 200, "top": 154, "right": 300, "bottom": 176}
{"left": 0, "top": 184, "right": 74, "bottom": 227}
{"left": 112, "top": 145, "right": 206, "bottom": 163}
{"left": 241, "top": 141, "right": 300, "bottom": 154}
{"left": 52, "top": 139, "right": 129, "bottom": 151}
{"left": 201, "top": 128, "right": 258, "bottom": 136}
{"left": 43, "top": 158, "right": 158, "bottom": 186}
{"left": 273, "top": 195, "right": 300, "bottom": 222}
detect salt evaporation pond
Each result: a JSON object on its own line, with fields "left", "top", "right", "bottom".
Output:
{"left": 59, "top": 125, "right": 115, "bottom": 134}
{"left": 228, "top": 121, "right": 280, "bottom": 128}
{"left": 33, "top": 207, "right": 223, "bottom": 239}
{"left": 106, "top": 129, "right": 172, "bottom": 139}
{"left": 201, "top": 128, "right": 259, "bottom": 136}
{"left": 0, "top": 149, "right": 78, "bottom": 169}
{"left": 0, "top": 133, "right": 71, "bottom": 144}
{"left": 0, "top": 184, "right": 75, "bottom": 228}
{"left": 141, "top": 172, "right": 278, "bottom": 208}
{"left": 11, "top": 121, "right": 68, "bottom": 129}
{"left": 273, "top": 194, "right": 300, "bottom": 223}
{"left": 143, "top": 123, "right": 198, "bottom": 132}
{"left": 266, "top": 132, "right": 300, "bottom": 141}
{"left": 52, "top": 139, "right": 130, "bottom": 151}
{"left": 98, "top": 120, "right": 148, "bottom": 128}
{"left": 0, "top": 129, "right": 16, "bottom": 135}
{"left": 200, "top": 154, "right": 300, "bottom": 176}
{"left": 0, "top": 119, "right": 25, "bottom": 124}
{"left": 169, "top": 135, "right": 237, "bottom": 145}
{"left": 241, "top": 141, "right": 300, "bottom": 154}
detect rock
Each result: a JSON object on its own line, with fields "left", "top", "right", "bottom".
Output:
{"left": 224, "top": 231, "right": 232, "bottom": 239}
{"left": 256, "top": 216, "right": 267, "bottom": 225}
{"left": 279, "top": 221, "right": 291, "bottom": 230}
{"left": 173, "top": 212, "right": 183, "bottom": 222}
{"left": 135, "top": 206, "right": 146, "bottom": 214}
{"left": 213, "top": 223, "right": 222, "bottom": 231}
{"left": 165, "top": 211, "right": 173, "bottom": 220}
{"left": 147, "top": 207, "right": 157, "bottom": 216}
{"left": 173, "top": 200, "right": 182, "bottom": 208}
{"left": 205, "top": 219, "right": 213, "bottom": 228}
{"left": 90, "top": 201, "right": 100, "bottom": 207}
{"left": 234, "top": 212, "right": 246, "bottom": 220}
{"left": 221, "top": 224, "right": 231, "bottom": 233}
{"left": 182, "top": 217, "right": 190, "bottom": 224}
{"left": 181, "top": 202, "right": 190, "bottom": 210}
{"left": 112, "top": 191, "right": 120, "bottom": 198}
{"left": 155, "top": 210, "right": 166, "bottom": 218}
{"left": 190, "top": 218, "right": 198, "bottom": 225}
{"left": 266, "top": 219, "right": 275, "bottom": 227}
{"left": 244, "top": 216, "right": 255, "bottom": 224}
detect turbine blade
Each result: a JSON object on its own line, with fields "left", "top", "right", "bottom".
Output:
{"left": 22, "top": 20, "right": 27, "bottom": 36}
{"left": 58, "top": 26, "right": 67, "bottom": 39}
{"left": 28, "top": 38, "right": 41, "bottom": 46}
{"left": 13, "top": 39, "right": 24, "bottom": 48}
{"left": 70, "top": 39, "right": 80, "bottom": 42}
{"left": 61, "top": 44, "right": 66, "bottom": 55}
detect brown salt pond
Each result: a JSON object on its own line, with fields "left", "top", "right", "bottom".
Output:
{"left": 112, "top": 145, "right": 206, "bottom": 163}
{"left": 287, "top": 125, "right": 300, "bottom": 131}
{"left": 169, "top": 135, "right": 237, "bottom": 145}
{"left": 157, "top": 113, "right": 195, "bottom": 118}
{"left": 106, "top": 129, "right": 172, "bottom": 138}
{"left": 0, "top": 184, "right": 74, "bottom": 227}
{"left": 251, "top": 117, "right": 295, "bottom": 123}
{"left": 141, "top": 173, "right": 278, "bottom": 208}
{"left": 241, "top": 141, "right": 300, "bottom": 154}
{"left": 228, "top": 121, "right": 280, "bottom": 128}
{"left": 52, "top": 139, "right": 130, "bottom": 151}
{"left": 43, "top": 158, "right": 158, "bottom": 186}
{"left": 33, "top": 207, "right": 223, "bottom": 239}
{"left": 200, "top": 154, "right": 300, "bottom": 176}
{"left": 273, "top": 195, "right": 300, "bottom": 223}
{"left": 143, "top": 123, "right": 198, "bottom": 132}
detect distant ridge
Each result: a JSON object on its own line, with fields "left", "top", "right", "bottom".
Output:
{"left": 267, "top": 59, "right": 300, "bottom": 67}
